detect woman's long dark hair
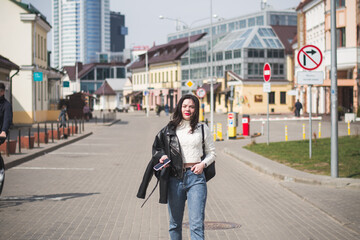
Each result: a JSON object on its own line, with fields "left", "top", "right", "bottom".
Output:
{"left": 169, "top": 94, "right": 200, "bottom": 133}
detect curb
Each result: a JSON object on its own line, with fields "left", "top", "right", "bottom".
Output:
{"left": 223, "top": 147, "right": 360, "bottom": 189}
{"left": 5, "top": 132, "right": 93, "bottom": 170}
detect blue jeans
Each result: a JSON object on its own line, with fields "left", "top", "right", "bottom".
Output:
{"left": 167, "top": 169, "right": 207, "bottom": 240}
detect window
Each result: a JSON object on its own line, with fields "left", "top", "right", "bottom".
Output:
{"left": 234, "top": 49, "right": 241, "bottom": 58}
{"left": 216, "top": 52, "right": 223, "bottom": 61}
{"left": 269, "top": 92, "right": 275, "bottom": 104}
{"left": 248, "top": 18, "right": 255, "bottom": 27}
{"left": 234, "top": 63, "right": 241, "bottom": 75}
{"left": 336, "top": 27, "right": 346, "bottom": 47}
{"left": 225, "top": 64, "right": 232, "bottom": 71}
{"left": 336, "top": 0, "right": 345, "bottom": 8}
{"left": 216, "top": 65, "right": 223, "bottom": 77}
{"left": 181, "top": 57, "right": 189, "bottom": 65}
{"left": 182, "top": 70, "right": 189, "bottom": 80}
{"left": 117, "top": 67, "right": 126, "bottom": 78}
{"left": 280, "top": 92, "right": 286, "bottom": 104}
{"left": 225, "top": 51, "right": 232, "bottom": 60}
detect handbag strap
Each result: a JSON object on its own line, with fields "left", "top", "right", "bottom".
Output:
{"left": 201, "top": 124, "right": 205, "bottom": 158}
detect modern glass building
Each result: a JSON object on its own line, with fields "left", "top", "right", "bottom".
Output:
{"left": 167, "top": 9, "right": 297, "bottom": 42}
{"left": 52, "top": 0, "right": 110, "bottom": 68}
{"left": 180, "top": 26, "right": 287, "bottom": 88}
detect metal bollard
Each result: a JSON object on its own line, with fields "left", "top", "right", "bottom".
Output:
{"left": 37, "top": 123, "right": 40, "bottom": 147}
{"left": 51, "top": 122, "right": 54, "bottom": 143}
{"left": 82, "top": 118, "right": 84, "bottom": 132}
{"left": 285, "top": 125, "right": 288, "bottom": 141}
{"left": 44, "top": 122, "right": 47, "bottom": 144}
{"left": 28, "top": 127, "right": 31, "bottom": 149}
{"left": 18, "top": 128, "right": 21, "bottom": 153}
{"left": 318, "top": 122, "right": 322, "bottom": 138}
{"left": 57, "top": 122, "right": 60, "bottom": 139}
{"left": 348, "top": 120, "right": 351, "bottom": 135}
{"left": 302, "top": 124, "right": 306, "bottom": 140}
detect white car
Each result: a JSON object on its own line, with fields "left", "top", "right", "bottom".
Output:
{"left": 115, "top": 104, "right": 130, "bottom": 112}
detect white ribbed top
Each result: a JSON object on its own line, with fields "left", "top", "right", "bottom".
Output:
{"left": 176, "top": 121, "right": 216, "bottom": 166}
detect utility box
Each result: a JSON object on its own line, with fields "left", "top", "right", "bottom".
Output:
{"left": 242, "top": 114, "right": 250, "bottom": 136}
{"left": 228, "top": 112, "right": 238, "bottom": 139}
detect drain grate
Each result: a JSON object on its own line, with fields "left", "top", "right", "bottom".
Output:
{"left": 183, "top": 221, "right": 241, "bottom": 230}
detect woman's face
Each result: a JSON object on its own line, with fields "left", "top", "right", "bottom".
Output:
{"left": 181, "top": 99, "right": 195, "bottom": 121}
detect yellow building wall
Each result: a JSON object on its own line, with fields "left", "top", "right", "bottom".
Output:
{"left": 13, "top": 110, "right": 61, "bottom": 124}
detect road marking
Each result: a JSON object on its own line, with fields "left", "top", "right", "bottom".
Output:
{"left": 72, "top": 143, "right": 119, "bottom": 146}
{"left": 12, "top": 167, "right": 94, "bottom": 171}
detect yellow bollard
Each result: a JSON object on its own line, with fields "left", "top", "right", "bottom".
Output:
{"left": 318, "top": 122, "right": 321, "bottom": 138}
{"left": 285, "top": 125, "right": 288, "bottom": 141}
{"left": 213, "top": 125, "right": 217, "bottom": 142}
{"left": 199, "top": 105, "right": 205, "bottom": 122}
{"left": 303, "top": 124, "right": 306, "bottom": 140}
{"left": 348, "top": 120, "right": 351, "bottom": 135}
{"left": 216, "top": 123, "right": 223, "bottom": 141}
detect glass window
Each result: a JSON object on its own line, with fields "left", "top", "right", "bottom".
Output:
{"left": 248, "top": 63, "right": 254, "bottom": 75}
{"left": 256, "top": 16, "right": 264, "bottom": 26}
{"left": 216, "top": 52, "right": 223, "bottom": 61}
{"left": 336, "top": 0, "right": 345, "bottom": 8}
{"left": 234, "top": 63, "right": 241, "bottom": 75}
{"left": 225, "top": 50, "right": 232, "bottom": 59}
{"left": 81, "top": 69, "right": 94, "bottom": 80}
{"left": 239, "top": 20, "right": 246, "bottom": 29}
{"left": 336, "top": 27, "right": 346, "bottom": 47}
{"left": 228, "top": 22, "right": 235, "bottom": 31}
{"left": 216, "top": 65, "right": 223, "bottom": 77}
{"left": 225, "top": 64, "right": 232, "bottom": 71}
{"left": 248, "top": 18, "right": 255, "bottom": 27}
{"left": 182, "top": 70, "right": 189, "bottom": 80}
{"left": 280, "top": 92, "right": 286, "bottom": 104}
{"left": 269, "top": 92, "right": 275, "bottom": 104}
{"left": 234, "top": 49, "right": 241, "bottom": 58}
{"left": 181, "top": 57, "right": 189, "bottom": 65}
{"left": 116, "top": 67, "right": 126, "bottom": 78}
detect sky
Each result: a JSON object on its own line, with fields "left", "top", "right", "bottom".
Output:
{"left": 22, "top": 0, "right": 301, "bottom": 50}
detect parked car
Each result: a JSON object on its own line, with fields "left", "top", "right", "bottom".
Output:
{"left": 115, "top": 104, "right": 130, "bottom": 113}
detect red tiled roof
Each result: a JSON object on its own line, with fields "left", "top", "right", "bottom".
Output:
{"left": 94, "top": 81, "right": 116, "bottom": 95}
{"left": 271, "top": 25, "right": 297, "bottom": 55}
{"left": 129, "top": 33, "right": 207, "bottom": 70}
{"left": 63, "top": 61, "right": 130, "bottom": 80}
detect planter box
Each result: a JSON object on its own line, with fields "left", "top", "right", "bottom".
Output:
{"left": 17, "top": 136, "right": 35, "bottom": 149}
{"left": 0, "top": 140, "right": 17, "bottom": 155}
{"left": 34, "top": 132, "right": 49, "bottom": 144}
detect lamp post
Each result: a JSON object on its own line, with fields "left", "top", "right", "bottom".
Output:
{"left": 210, "top": 0, "right": 214, "bottom": 133}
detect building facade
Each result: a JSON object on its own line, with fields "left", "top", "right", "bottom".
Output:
{"left": 110, "top": 11, "right": 127, "bottom": 52}
{"left": 52, "top": 0, "right": 110, "bottom": 68}
{"left": 296, "top": 0, "right": 360, "bottom": 115}
{"left": 129, "top": 35, "right": 206, "bottom": 112}
{"left": 0, "top": 0, "right": 63, "bottom": 124}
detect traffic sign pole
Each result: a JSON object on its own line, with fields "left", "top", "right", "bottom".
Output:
{"left": 309, "top": 85, "right": 312, "bottom": 159}
{"left": 263, "top": 63, "right": 271, "bottom": 145}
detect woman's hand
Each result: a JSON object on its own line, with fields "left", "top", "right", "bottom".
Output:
{"left": 191, "top": 162, "right": 205, "bottom": 174}
{"left": 159, "top": 155, "right": 169, "bottom": 163}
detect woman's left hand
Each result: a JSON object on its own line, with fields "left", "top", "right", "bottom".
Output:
{"left": 191, "top": 162, "right": 205, "bottom": 174}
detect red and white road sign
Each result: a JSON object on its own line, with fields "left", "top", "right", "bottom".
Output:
{"left": 196, "top": 88, "right": 206, "bottom": 98}
{"left": 297, "top": 45, "right": 323, "bottom": 71}
{"left": 263, "top": 63, "right": 271, "bottom": 82}
{"left": 228, "top": 113, "right": 234, "bottom": 120}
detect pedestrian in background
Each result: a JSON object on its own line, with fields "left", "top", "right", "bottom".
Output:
{"left": 0, "top": 83, "right": 12, "bottom": 140}
{"left": 164, "top": 103, "right": 169, "bottom": 116}
{"left": 137, "top": 94, "right": 216, "bottom": 240}
{"left": 295, "top": 99, "right": 302, "bottom": 117}
{"left": 58, "top": 105, "right": 68, "bottom": 128}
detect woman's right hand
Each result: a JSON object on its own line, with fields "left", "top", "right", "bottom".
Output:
{"left": 159, "top": 155, "right": 169, "bottom": 164}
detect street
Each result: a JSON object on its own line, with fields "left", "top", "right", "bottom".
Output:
{"left": 0, "top": 112, "right": 359, "bottom": 240}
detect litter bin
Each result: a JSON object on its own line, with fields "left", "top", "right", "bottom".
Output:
{"left": 242, "top": 114, "right": 250, "bottom": 136}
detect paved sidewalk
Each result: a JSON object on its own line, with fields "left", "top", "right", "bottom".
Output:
{"left": 0, "top": 111, "right": 359, "bottom": 239}
{"left": 3, "top": 118, "right": 120, "bottom": 170}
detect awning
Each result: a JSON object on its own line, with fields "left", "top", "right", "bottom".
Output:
{"left": 198, "top": 83, "right": 221, "bottom": 93}
{"left": 220, "top": 87, "right": 231, "bottom": 94}
{"left": 125, "top": 91, "right": 142, "bottom": 98}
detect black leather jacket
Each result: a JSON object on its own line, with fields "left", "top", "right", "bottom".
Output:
{"left": 137, "top": 123, "right": 184, "bottom": 204}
